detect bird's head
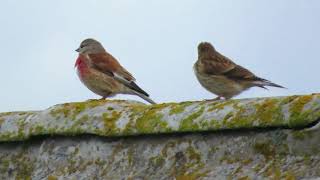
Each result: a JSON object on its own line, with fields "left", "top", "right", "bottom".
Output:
{"left": 197, "top": 42, "right": 216, "bottom": 55}
{"left": 76, "top": 38, "right": 106, "bottom": 54}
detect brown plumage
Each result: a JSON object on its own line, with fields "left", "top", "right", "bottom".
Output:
{"left": 75, "top": 38, "right": 155, "bottom": 104}
{"left": 194, "top": 42, "right": 285, "bottom": 100}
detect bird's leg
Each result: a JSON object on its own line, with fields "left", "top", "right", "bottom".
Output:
{"left": 99, "top": 96, "right": 107, "bottom": 100}
{"left": 212, "top": 96, "right": 222, "bottom": 101}
{"left": 205, "top": 96, "right": 222, "bottom": 101}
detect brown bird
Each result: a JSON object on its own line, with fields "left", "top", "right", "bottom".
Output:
{"left": 194, "top": 42, "right": 285, "bottom": 100}
{"left": 75, "top": 38, "right": 156, "bottom": 104}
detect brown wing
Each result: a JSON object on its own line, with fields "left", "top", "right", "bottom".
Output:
{"left": 201, "top": 51, "right": 236, "bottom": 75}
{"left": 88, "top": 53, "right": 150, "bottom": 96}
{"left": 222, "top": 65, "right": 262, "bottom": 81}
{"left": 223, "top": 65, "right": 285, "bottom": 89}
{"left": 88, "top": 53, "right": 135, "bottom": 81}
{"left": 202, "top": 51, "right": 262, "bottom": 81}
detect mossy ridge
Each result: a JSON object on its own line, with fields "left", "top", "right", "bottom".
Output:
{"left": 101, "top": 111, "right": 122, "bottom": 135}
{"left": 224, "top": 98, "right": 283, "bottom": 129}
{"left": 49, "top": 100, "right": 107, "bottom": 120}
{"left": 179, "top": 107, "right": 205, "bottom": 132}
{"left": 288, "top": 95, "right": 316, "bottom": 127}
{"left": 206, "top": 99, "right": 237, "bottom": 112}
{"left": 1, "top": 95, "right": 320, "bottom": 142}
{"left": 208, "top": 95, "right": 318, "bottom": 130}
{"left": 169, "top": 101, "right": 194, "bottom": 115}
{"left": 133, "top": 103, "right": 171, "bottom": 134}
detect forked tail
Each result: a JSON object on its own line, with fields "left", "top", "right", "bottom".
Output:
{"left": 133, "top": 91, "right": 156, "bottom": 104}
{"left": 254, "top": 79, "right": 286, "bottom": 89}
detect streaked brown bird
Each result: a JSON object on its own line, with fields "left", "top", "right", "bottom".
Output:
{"left": 194, "top": 42, "right": 285, "bottom": 100}
{"left": 75, "top": 38, "right": 156, "bottom": 104}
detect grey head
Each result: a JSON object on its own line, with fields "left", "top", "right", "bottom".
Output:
{"left": 76, "top": 38, "right": 106, "bottom": 54}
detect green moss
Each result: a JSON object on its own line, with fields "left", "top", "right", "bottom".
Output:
{"left": 107, "top": 107, "right": 114, "bottom": 111}
{"left": 207, "top": 100, "right": 236, "bottom": 112}
{"left": 220, "top": 153, "right": 239, "bottom": 164}
{"left": 0, "top": 112, "right": 15, "bottom": 117}
{"left": 186, "top": 146, "right": 201, "bottom": 162}
{"left": 175, "top": 175, "right": 197, "bottom": 180}
{"left": 254, "top": 98, "right": 283, "bottom": 125}
{"left": 237, "top": 176, "right": 251, "bottom": 180}
{"left": 172, "top": 145, "right": 208, "bottom": 180}
{"left": 50, "top": 104, "right": 71, "bottom": 118}
{"left": 228, "top": 166, "right": 243, "bottom": 177}
{"left": 291, "top": 130, "right": 314, "bottom": 141}
{"left": 127, "top": 148, "right": 134, "bottom": 166}
{"left": 150, "top": 156, "right": 165, "bottom": 167}
{"left": 222, "top": 98, "right": 284, "bottom": 129}
{"left": 179, "top": 107, "right": 205, "bottom": 131}
{"left": 289, "top": 95, "right": 314, "bottom": 127}
{"left": 16, "top": 119, "right": 27, "bottom": 140}
{"left": 30, "top": 125, "right": 46, "bottom": 134}
{"left": 102, "top": 111, "right": 121, "bottom": 135}
{"left": 280, "top": 95, "right": 298, "bottom": 105}
{"left": 7, "top": 152, "right": 35, "bottom": 180}
{"left": 0, "top": 159, "right": 10, "bottom": 175}
{"left": 134, "top": 104, "right": 170, "bottom": 134}
{"left": 49, "top": 100, "right": 106, "bottom": 120}
{"left": 161, "top": 141, "right": 177, "bottom": 157}
{"left": 0, "top": 118, "right": 4, "bottom": 126}
{"left": 47, "top": 175, "right": 58, "bottom": 180}
{"left": 282, "top": 171, "right": 296, "bottom": 180}
{"left": 253, "top": 141, "right": 276, "bottom": 160}
{"left": 222, "top": 103, "right": 252, "bottom": 128}
{"left": 169, "top": 102, "right": 193, "bottom": 115}
{"left": 70, "top": 115, "right": 89, "bottom": 132}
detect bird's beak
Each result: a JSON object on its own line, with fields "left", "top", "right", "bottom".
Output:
{"left": 75, "top": 48, "right": 80, "bottom": 52}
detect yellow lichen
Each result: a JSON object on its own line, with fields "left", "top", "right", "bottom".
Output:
{"left": 175, "top": 175, "right": 197, "bottom": 180}
{"left": 102, "top": 111, "right": 121, "bottom": 134}
{"left": 253, "top": 141, "right": 275, "bottom": 160}
{"left": 207, "top": 100, "right": 236, "bottom": 112}
{"left": 289, "top": 95, "right": 313, "bottom": 127}
{"left": 179, "top": 107, "right": 205, "bottom": 131}
{"left": 254, "top": 98, "right": 283, "bottom": 124}
{"left": 47, "top": 175, "right": 58, "bottom": 180}
{"left": 134, "top": 103, "right": 169, "bottom": 133}
{"left": 0, "top": 118, "right": 4, "bottom": 126}
{"left": 169, "top": 101, "right": 193, "bottom": 115}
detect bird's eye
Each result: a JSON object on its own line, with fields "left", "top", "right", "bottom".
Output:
{"left": 80, "top": 44, "right": 85, "bottom": 48}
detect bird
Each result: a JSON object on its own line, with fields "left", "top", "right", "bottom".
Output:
{"left": 74, "top": 38, "right": 156, "bottom": 104}
{"left": 194, "top": 42, "right": 285, "bottom": 100}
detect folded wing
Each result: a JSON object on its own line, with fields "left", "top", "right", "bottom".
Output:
{"left": 88, "top": 53, "right": 150, "bottom": 96}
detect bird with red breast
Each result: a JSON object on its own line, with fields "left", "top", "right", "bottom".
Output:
{"left": 75, "top": 38, "right": 156, "bottom": 104}
{"left": 194, "top": 42, "right": 285, "bottom": 100}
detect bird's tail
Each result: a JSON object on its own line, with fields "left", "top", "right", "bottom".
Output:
{"left": 254, "top": 79, "right": 286, "bottom": 89}
{"left": 133, "top": 91, "right": 156, "bottom": 104}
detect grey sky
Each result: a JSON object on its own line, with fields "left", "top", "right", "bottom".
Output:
{"left": 0, "top": 0, "right": 319, "bottom": 112}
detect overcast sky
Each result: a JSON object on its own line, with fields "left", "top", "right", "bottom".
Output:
{"left": 0, "top": 1, "right": 319, "bottom": 112}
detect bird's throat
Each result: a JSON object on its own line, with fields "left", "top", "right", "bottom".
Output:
{"left": 75, "top": 56, "right": 82, "bottom": 68}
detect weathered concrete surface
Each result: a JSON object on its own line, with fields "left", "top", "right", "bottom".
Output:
{"left": 0, "top": 94, "right": 320, "bottom": 179}
{"left": 1, "top": 94, "right": 320, "bottom": 141}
